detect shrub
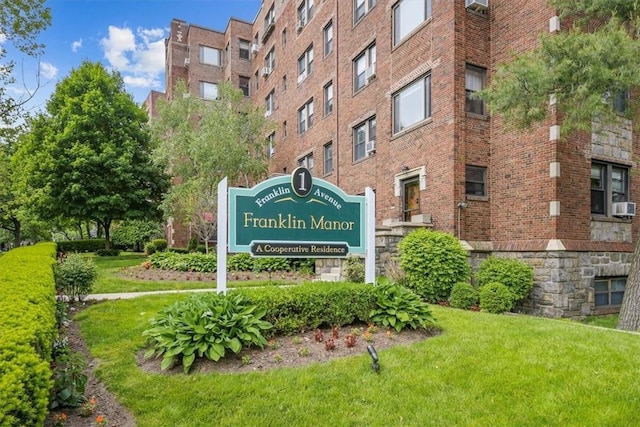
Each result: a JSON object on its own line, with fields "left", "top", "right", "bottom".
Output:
{"left": 55, "top": 254, "right": 98, "bottom": 302}
{"left": 479, "top": 282, "right": 514, "bottom": 314}
{"left": 253, "top": 257, "right": 290, "bottom": 273}
{"left": 143, "top": 293, "right": 272, "bottom": 373}
{"left": 144, "top": 241, "right": 157, "bottom": 255}
{"left": 151, "top": 238, "right": 168, "bottom": 252}
{"left": 49, "top": 349, "right": 88, "bottom": 409}
{"left": 110, "top": 220, "right": 163, "bottom": 252}
{"left": 228, "top": 253, "right": 254, "bottom": 271}
{"left": 344, "top": 255, "right": 365, "bottom": 283}
{"left": 370, "top": 277, "right": 436, "bottom": 332}
{"left": 95, "top": 248, "right": 120, "bottom": 257}
{"left": 149, "top": 251, "right": 217, "bottom": 272}
{"left": 57, "top": 239, "right": 106, "bottom": 253}
{"left": 398, "top": 229, "right": 470, "bottom": 303}
{"left": 187, "top": 237, "right": 198, "bottom": 252}
{"left": 475, "top": 256, "right": 534, "bottom": 304}
{"left": 449, "top": 282, "right": 479, "bottom": 310}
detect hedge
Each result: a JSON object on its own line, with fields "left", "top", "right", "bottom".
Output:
{"left": 56, "top": 239, "right": 106, "bottom": 253}
{"left": 0, "top": 243, "right": 57, "bottom": 427}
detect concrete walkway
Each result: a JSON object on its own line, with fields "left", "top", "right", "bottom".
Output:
{"left": 86, "top": 288, "right": 219, "bottom": 301}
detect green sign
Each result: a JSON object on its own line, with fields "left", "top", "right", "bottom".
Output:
{"left": 228, "top": 168, "right": 365, "bottom": 256}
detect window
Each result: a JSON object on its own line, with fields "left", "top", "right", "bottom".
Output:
{"left": 324, "top": 21, "right": 333, "bottom": 56}
{"left": 265, "top": 90, "right": 275, "bottom": 116}
{"left": 324, "top": 142, "right": 333, "bottom": 174}
{"left": 267, "top": 132, "right": 276, "bottom": 158}
{"left": 282, "top": 75, "right": 287, "bottom": 92}
{"left": 354, "top": 43, "right": 376, "bottom": 92}
{"left": 265, "top": 47, "right": 275, "bottom": 72}
{"left": 299, "top": 153, "right": 314, "bottom": 175}
{"left": 239, "top": 76, "right": 250, "bottom": 96}
{"left": 298, "top": 0, "right": 314, "bottom": 29}
{"left": 255, "top": 70, "right": 259, "bottom": 90}
{"left": 591, "top": 162, "right": 629, "bottom": 216}
{"left": 324, "top": 81, "right": 333, "bottom": 115}
{"left": 354, "top": 0, "right": 376, "bottom": 24}
{"left": 402, "top": 178, "right": 420, "bottom": 221}
{"left": 282, "top": 28, "right": 287, "bottom": 46}
{"left": 199, "top": 81, "right": 218, "bottom": 100}
{"left": 298, "top": 46, "right": 314, "bottom": 83}
{"left": 200, "top": 46, "right": 221, "bottom": 66}
{"left": 466, "top": 65, "right": 486, "bottom": 115}
{"left": 393, "top": 0, "right": 431, "bottom": 45}
{"left": 393, "top": 74, "right": 431, "bottom": 134}
{"left": 353, "top": 116, "right": 376, "bottom": 161}
{"left": 283, "top": 120, "right": 287, "bottom": 137}
{"left": 465, "top": 165, "right": 487, "bottom": 196}
{"left": 263, "top": 4, "right": 275, "bottom": 41}
{"left": 298, "top": 99, "right": 314, "bottom": 134}
{"left": 605, "top": 89, "right": 629, "bottom": 113}
{"left": 239, "top": 39, "right": 250, "bottom": 59}
{"left": 595, "top": 277, "right": 626, "bottom": 308}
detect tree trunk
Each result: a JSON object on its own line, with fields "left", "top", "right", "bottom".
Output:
{"left": 11, "top": 217, "right": 20, "bottom": 248}
{"left": 103, "top": 219, "right": 112, "bottom": 250}
{"left": 617, "top": 235, "right": 640, "bottom": 330}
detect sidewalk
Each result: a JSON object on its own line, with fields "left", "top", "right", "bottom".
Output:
{"left": 86, "top": 288, "right": 219, "bottom": 301}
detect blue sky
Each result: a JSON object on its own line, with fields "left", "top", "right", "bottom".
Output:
{"left": 7, "top": 0, "right": 262, "bottom": 113}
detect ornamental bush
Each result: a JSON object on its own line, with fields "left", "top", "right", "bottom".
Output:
{"left": 475, "top": 256, "right": 534, "bottom": 304}
{"left": 398, "top": 229, "right": 470, "bottom": 303}
{"left": 449, "top": 282, "right": 479, "bottom": 310}
{"left": 479, "top": 282, "right": 514, "bottom": 314}
{"left": 55, "top": 254, "right": 98, "bottom": 302}
{"left": 370, "top": 277, "right": 436, "bottom": 332}
{"left": 344, "top": 255, "right": 365, "bottom": 283}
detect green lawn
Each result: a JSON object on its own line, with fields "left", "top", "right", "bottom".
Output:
{"left": 75, "top": 297, "right": 640, "bottom": 427}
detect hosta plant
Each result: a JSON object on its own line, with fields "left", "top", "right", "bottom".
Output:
{"left": 143, "top": 293, "right": 272, "bottom": 373}
{"left": 370, "top": 277, "right": 436, "bottom": 332}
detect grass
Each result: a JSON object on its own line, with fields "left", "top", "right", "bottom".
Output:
{"left": 76, "top": 297, "right": 640, "bottom": 427}
{"left": 88, "top": 252, "right": 303, "bottom": 294}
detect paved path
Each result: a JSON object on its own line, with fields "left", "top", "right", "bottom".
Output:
{"left": 86, "top": 288, "right": 219, "bottom": 301}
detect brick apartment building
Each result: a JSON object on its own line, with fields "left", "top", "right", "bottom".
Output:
{"left": 148, "top": 0, "right": 640, "bottom": 319}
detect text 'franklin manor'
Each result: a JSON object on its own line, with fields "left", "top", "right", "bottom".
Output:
{"left": 243, "top": 212, "right": 355, "bottom": 231}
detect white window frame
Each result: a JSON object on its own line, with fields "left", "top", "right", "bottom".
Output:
{"left": 354, "top": 0, "right": 376, "bottom": 24}
{"left": 324, "top": 81, "right": 333, "bottom": 115}
{"left": 466, "top": 64, "right": 486, "bottom": 115}
{"left": 199, "top": 81, "right": 218, "bottom": 100}
{"left": 324, "top": 142, "right": 333, "bottom": 175}
{"left": 324, "top": 21, "right": 333, "bottom": 56}
{"left": 298, "top": 99, "right": 314, "bottom": 134}
{"left": 298, "top": 0, "right": 314, "bottom": 29}
{"left": 354, "top": 44, "right": 376, "bottom": 92}
{"left": 200, "top": 45, "right": 222, "bottom": 66}
{"left": 239, "top": 39, "right": 250, "bottom": 60}
{"left": 591, "top": 161, "right": 630, "bottom": 216}
{"left": 267, "top": 132, "right": 276, "bottom": 158}
{"left": 353, "top": 116, "right": 376, "bottom": 161}
{"left": 265, "top": 47, "right": 275, "bottom": 72}
{"left": 265, "top": 90, "right": 275, "bottom": 116}
{"left": 298, "top": 152, "right": 314, "bottom": 175}
{"left": 298, "top": 45, "right": 314, "bottom": 83}
{"left": 393, "top": 0, "right": 431, "bottom": 45}
{"left": 392, "top": 74, "right": 431, "bottom": 134}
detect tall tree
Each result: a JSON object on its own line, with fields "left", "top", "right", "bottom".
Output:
{"left": 0, "top": 0, "right": 51, "bottom": 124}
{"left": 151, "top": 80, "right": 273, "bottom": 250}
{"left": 479, "top": 0, "right": 640, "bottom": 330}
{"left": 16, "top": 61, "right": 171, "bottom": 249}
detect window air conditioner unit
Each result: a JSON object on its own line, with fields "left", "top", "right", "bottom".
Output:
{"left": 264, "top": 110, "right": 272, "bottom": 118}
{"left": 613, "top": 202, "right": 636, "bottom": 217}
{"left": 261, "top": 67, "right": 272, "bottom": 77}
{"left": 365, "top": 64, "right": 376, "bottom": 82}
{"left": 297, "top": 71, "right": 307, "bottom": 84}
{"left": 251, "top": 43, "right": 260, "bottom": 54}
{"left": 184, "top": 57, "right": 190, "bottom": 67}
{"left": 466, "top": 0, "right": 488, "bottom": 12}
{"left": 366, "top": 140, "right": 376, "bottom": 155}
{"left": 297, "top": 20, "right": 305, "bottom": 32}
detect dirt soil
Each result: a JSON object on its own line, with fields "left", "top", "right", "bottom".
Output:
{"left": 46, "top": 268, "right": 440, "bottom": 426}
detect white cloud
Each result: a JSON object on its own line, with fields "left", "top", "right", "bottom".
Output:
{"left": 100, "top": 25, "right": 166, "bottom": 92}
{"left": 40, "top": 62, "right": 58, "bottom": 80}
{"left": 71, "top": 38, "right": 83, "bottom": 53}
{"left": 0, "top": 33, "right": 6, "bottom": 44}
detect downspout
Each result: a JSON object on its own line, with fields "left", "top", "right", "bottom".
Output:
{"left": 334, "top": 0, "right": 340, "bottom": 186}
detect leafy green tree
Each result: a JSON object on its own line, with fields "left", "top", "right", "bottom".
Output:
{"left": 478, "top": 0, "right": 640, "bottom": 330}
{"left": 0, "top": 0, "right": 51, "bottom": 124}
{"left": 16, "top": 61, "right": 171, "bottom": 249}
{"left": 111, "top": 219, "right": 163, "bottom": 252}
{"left": 151, "top": 80, "right": 273, "bottom": 251}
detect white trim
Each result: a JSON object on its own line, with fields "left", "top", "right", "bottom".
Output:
{"left": 549, "top": 16, "right": 560, "bottom": 33}
{"left": 550, "top": 162, "right": 561, "bottom": 178}
{"left": 365, "top": 187, "right": 376, "bottom": 284}
{"left": 550, "top": 200, "right": 560, "bottom": 217}
{"left": 549, "top": 125, "right": 560, "bottom": 141}
{"left": 217, "top": 178, "right": 228, "bottom": 294}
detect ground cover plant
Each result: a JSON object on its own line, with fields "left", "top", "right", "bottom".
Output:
{"left": 69, "top": 298, "right": 640, "bottom": 426}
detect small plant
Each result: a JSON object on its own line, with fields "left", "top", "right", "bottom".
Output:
{"left": 298, "top": 347, "right": 310, "bottom": 357}
{"left": 274, "top": 354, "right": 283, "bottom": 363}
{"left": 344, "top": 333, "right": 357, "bottom": 348}
{"left": 385, "top": 329, "right": 394, "bottom": 339}
{"left": 94, "top": 414, "right": 108, "bottom": 427}
{"left": 55, "top": 253, "right": 98, "bottom": 302}
{"left": 314, "top": 329, "right": 324, "bottom": 342}
{"left": 367, "top": 323, "right": 378, "bottom": 334}
{"left": 292, "top": 336, "right": 302, "bottom": 345}
{"left": 475, "top": 256, "right": 534, "bottom": 305}
{"left": 449, "top": 282, "right": 479, "bottom": 310}
{"left": 325, "top": 338, "right": 336, "bottom": 351}
{"left": 51, "top": 413, "right": 67, "bottom": 427}
{"left": 370, "top": 277, "right": 436, "bottom": 332}
{"left": 470, "top": 305, "right": 481, "bottom": 312}
{"left": 350, "top": 327, "right": 362, "bottom": 336}
{"left": 363, "top": 331, "right": 374, "bottom": 342}
{"left": 242, "top": 355, "right": 252, "bottom": 366}
{"left": 479, "top": 282, "right": 515, "bottom": 314}
{"left": 50, "top": 350, "right": 88, "bottom": 409}
{"left": 344, "top": 255, "right": 365, "bottom": 282}
{"left": 267, "top": 339, "right": 279, "bottom": 350}
{"left": 79, "top": 396, "right": 96, "bottom": 416}
{"left": 332, "top": 326, "right": 340, "bottom": 339}
{"left": 141, "top": 260, "right": 152, "bottom": 269}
